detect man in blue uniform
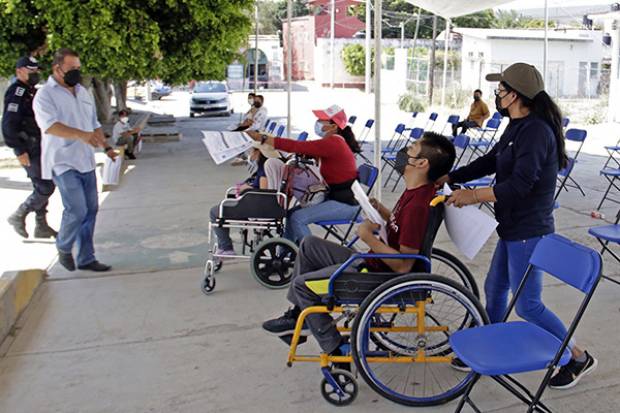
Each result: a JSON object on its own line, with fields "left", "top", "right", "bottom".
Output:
{"left": 4, "top": 56, "right": 57, "bottom": 239}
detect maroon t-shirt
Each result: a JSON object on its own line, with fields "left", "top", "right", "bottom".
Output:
{"left": 364, "top": 183, "right": 436, "bottom": 272}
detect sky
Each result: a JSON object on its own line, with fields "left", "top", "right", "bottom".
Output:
{"left": 497, "top": 0, "right": 613, "bottom": 10}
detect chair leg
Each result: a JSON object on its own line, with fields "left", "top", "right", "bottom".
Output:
{"left": 455, "top": 373, "right": 480, "bottom": 413}
{"left": 526, "top": 367, "right": 557, "bottom": 413}
{"left": 597, "top": 177, "right": 616, "bottom": 210}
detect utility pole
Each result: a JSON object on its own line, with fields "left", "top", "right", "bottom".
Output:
{"left": 428, "top": 15, "right": 437, "bottom": 106}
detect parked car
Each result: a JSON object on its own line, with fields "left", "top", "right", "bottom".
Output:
{"left": 151, "top": 83, "right": 172, "bottom": 100}
{"left": 189, "top": 81, "right": 232, "bottom": 117}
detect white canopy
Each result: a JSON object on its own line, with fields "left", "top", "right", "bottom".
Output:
{"left": 403, "top": 1, "right": 513, "bottom": 18}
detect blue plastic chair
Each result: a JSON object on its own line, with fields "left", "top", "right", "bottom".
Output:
{"left": 466, "top": 117, "right": 502, "bottom": 163}
{"left": 424, "top": 112, "right": 438, "bottom": 131}
{"left": 452, "top": 134, "right": 471, "bottom": 170}
{"left": 316, "top": 164, "right": 379, "bottom": 245}
{"left": 297, "top": 131, "right": 308, "bottom": 141}
{"left": 555, "top": 129, "right": 588, "bottom": 201}
{"left": 275, "top": 125, "right": 286, "bottom": 137}
{"left": 267, "top": 121, "right": 277, "bottom": 134}
{"left": 588, "top": 208, "right": 620, "bottom": 286}
{"left": 383, "top": 127, "right": 424, "bottom": 191}
{"left": 348, "top": 115, "right": 357, "bottom": 126}
{"left": 450, "top": 234, "right": 603, "bottom": 413}
{"left": 562, "top": 117, "right": 570, "bottom": 128}
{"left": 442, "top": 114, "right": 460, "bottom": 135}
{"left": 358, "top": 118, "right": 375, "bottom": 146}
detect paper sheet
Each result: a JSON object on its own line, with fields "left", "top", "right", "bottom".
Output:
{"left": 201, "top": 131, "right": 253, "bottom": 165}
{"left": 442, "top": 184, "right": 497, "bottom": 260}
{"left": 351, "top": 180, "right": 388, "bottom": 242}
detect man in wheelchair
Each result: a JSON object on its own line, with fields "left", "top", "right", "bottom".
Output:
{"left": 262, "top": 132, "right": 456, "bottom": 358}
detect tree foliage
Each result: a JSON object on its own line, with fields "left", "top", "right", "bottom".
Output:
{"left": 492, "top": 10, "right": 556, "bottom": 29}
{"left": 341, "top": 44, "right": 374, "bottom": 77}
{"left": 257, "top": 0, "right": 309, "bottom": 36}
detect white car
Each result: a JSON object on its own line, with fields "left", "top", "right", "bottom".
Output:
{"left": 190, "top": 81, "right": 232, "bottom": 117}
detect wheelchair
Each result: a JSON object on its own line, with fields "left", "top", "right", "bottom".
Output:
{"left": 201, "top": 188, "right": 298, "bottom": 294}
{"left": 284, "top": 196, "right": 490, "bottom": 406}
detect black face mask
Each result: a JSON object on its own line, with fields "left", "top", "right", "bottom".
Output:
{"left": 254, "top": 101, "right": 262, "bottom": 108}
{"left": 63, "top": 69, "right": 81, "bottom": 87}
{"left": 394, "top": 147, "right": 412, "bottom": 175}
{"left": 495, "top": 95, "right": 510, "bottom": 118}
{"left": 473, "top": 95, "right": 480, "bottom": 101}
{"left": 27, "top": 72, "right": 40, "bottom": 86}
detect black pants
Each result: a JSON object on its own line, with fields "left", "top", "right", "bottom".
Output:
{"left": 232, "top": 125, "right": 249, "bottom": 132}
{"left": 452, "top": 120, "right": 479, "bottom": 137}
{"left": 22, "top": 176, "right": 55, "bottom": 215}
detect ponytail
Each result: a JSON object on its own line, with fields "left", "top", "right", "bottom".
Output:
{"left": 336, "top": 125, "right": 361, "bottom": 154}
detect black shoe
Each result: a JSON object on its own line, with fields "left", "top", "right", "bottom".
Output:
{"left": 549, "top": 351, "right": 597, "bottom": 390}
{"left": 34, "top": 215, "right": 58, "bottom": 238}
{"left": 58, "top": 251, "right": 76, "bottom": 272}
{"left": 126, "top": 152, "right": 136, "bottom": 160}
{"left": 450, "top": 357, "right": 472, "bottom": 372}
{"left": 330, "top": 341, "right": 351, "bottom": 372}
{"left": 7, "top": 206, "right": 29, "bottom": 238}
{"left": 279, "top": 334, "right": 308, "bottom": 346}
{"left": 262, "top": 307, "right": 308, "bottom": 336}
{"left": 78, "top": 261, "right": 112, "bottom": 272}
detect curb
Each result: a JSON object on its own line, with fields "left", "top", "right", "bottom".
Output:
{"left": 0, "top": 269, "right": 46, "bottom": 345}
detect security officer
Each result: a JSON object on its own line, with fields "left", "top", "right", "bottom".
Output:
{"left": 3, "top": 56, "right": 57, "bottom": 239}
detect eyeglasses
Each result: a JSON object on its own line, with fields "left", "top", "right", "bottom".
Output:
{"left": 494, "top": 88, "right": 509, "bottom": 97}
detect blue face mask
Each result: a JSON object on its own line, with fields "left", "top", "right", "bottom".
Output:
{"left": 314, "top": 121, "right": 328, "bottom": 138}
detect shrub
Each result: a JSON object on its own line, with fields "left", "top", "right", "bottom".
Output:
{"left": 398, "top": 93, "right": 426, "bottom": 113}
{"left": 342, "top": 44, "right": 374, "bottom": 76}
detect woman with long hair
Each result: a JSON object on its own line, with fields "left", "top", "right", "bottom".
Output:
{"left": 438, "top": 63, "right": 596, "bottom": 389}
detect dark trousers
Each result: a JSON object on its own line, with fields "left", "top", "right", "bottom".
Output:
{"left": 21, "top": 172, "right": 55, "bottom": 216}
{"left": 287, "top": 236, "right": 357, "bottom": 353}
{"left": 452, "top": 120, "right": 479, "bottom": 137}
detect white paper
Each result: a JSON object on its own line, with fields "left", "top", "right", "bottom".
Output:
{"left": 351, "top": 180, "right": 388, "bottom": 242}
{"left": 202, "top": 131, "right": 253, "bottom": 165}
{"left": 136, "top": 139, "right": 143, "bottom": 153}
{"left": 442, "top": 184, "right": 497, "bottom": 260}
{"left": 101, "top": 156, "right": 122, "bottom": 185}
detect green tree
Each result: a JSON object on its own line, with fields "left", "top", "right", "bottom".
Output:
{"left": 341, "top": 43, "right": 374, "bottom": 76}
{"left": 493, "top": 10, "right": 556, "bottom": 29}
{"left": 257, "top": 0, "right": 309, "bottom": 36}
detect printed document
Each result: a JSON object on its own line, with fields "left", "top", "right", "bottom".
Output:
{"left": 351, "top": 180, "right": 388, "bottom": 242}
{"left": 202, "top": 131, "right": 253, "bottom": 165}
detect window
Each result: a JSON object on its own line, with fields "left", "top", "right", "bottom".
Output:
{"left": 590, "top": 62, "right": 599, "bottom": 78}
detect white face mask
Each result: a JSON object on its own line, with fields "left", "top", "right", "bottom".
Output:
{"left": 120, "top": 116, "right": 129, "bottom": 123}
{"left": 248, "top": 99, "right": 254, "bottom": 106}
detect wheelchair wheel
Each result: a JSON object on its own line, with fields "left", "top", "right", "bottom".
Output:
{"left": 201, "top": 260, "right": 216, "bottom": 295}
{"left": 320, "top": 369, "right": 358, "bottom": 406}
{"left": 431, "top": 248, "right": 479, "bottom": 297}
{"left": 352, "top": 274, "right": 488, "bottom": 407}
{"left": 250, "top": 238, "right": 297, "bottom": 289}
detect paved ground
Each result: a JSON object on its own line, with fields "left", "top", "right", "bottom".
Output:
{"left": 0, "top": 90, "right": 619, "bottom": 412}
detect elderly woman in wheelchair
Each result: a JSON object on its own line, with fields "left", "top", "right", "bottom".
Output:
{"left": 261, "top": 133, "right": 488, "bottom": 406}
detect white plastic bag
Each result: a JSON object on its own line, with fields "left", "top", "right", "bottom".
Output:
{"left": 136, "top": 138, "right": 143, "bottom": 153}
{"left": 102, "top": 156, "right": 122, "bottom": 185}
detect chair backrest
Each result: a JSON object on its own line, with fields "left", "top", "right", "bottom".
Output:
{"left": 410, "top": 127, "right": 424, "bottom": 140}
{"left": 263, "top": 118, "right": 270, "bottom": 129}
{"left": 275, "top": 125, "right": 285, "bottom": 137}
{"left": 565, "top": 128, "right": 587, "bottom": 143}
{"left": 429, "top": 112, "right": 438, "bottom": 121}
{"left": 395, "top": 123, "right": 406, "bottom": 134}
{"left": 348, "top": 115, "right": 357, "bottom": 125}
{"left": 447, "top": 115, "right": 460, "bottom": 125}
{"left": 562, "top": 117, "right": 570, "bottom": 128}
{"left": 529, "top": 234, "right": 602, "bottom": 294}
{"left": 412, "top": 111, "right": 419, "bottom": 119}
{"left": 297, "top": 131, "right": 308, "bottom": 141}
{"left": 558, "top": 157, "right": 576, "bottom": 178}
{"left": 267, "top": 122, "right": 277, "bottom": 134}
{"left": 357, "top": 164, "right": 379, "bottom": 192}
{"left": 492, "top": 111, "right": 502, "bottom": 120}
{"left": 453, "top": 134, "right": 470, "bottom": 149}
{"left": 365, "top": 118, "right": 375, "bottom": 128}
{"left": 412, "top": 202, "right": 445, "bottom": 272}
{"left": 486, "top": 118, "right": 501, "bottom": 130}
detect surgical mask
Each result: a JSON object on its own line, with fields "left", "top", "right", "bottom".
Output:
{"left": 120, "top": 116, "right": 129, "bottom": 123}
{"left": 314, "top": 121, "right": 328, "bottom": 138}
{"left": 473, "top": 95, "right": 480, "bottom": 101}
{"left": 495, "top": 94, "right": 510, "bottom": 118}
{"left": 394, "top": 148, "right": 412, "bottom": 175}
{"left": 63, "top": 69, "right": 81, "bottom": 87}
{"left": 254, "top": 101, "right": 262, "bottom": 108}
{"left": 27, "top": 72, "right": 40, "bottom": 86}
{"left": 248, "top": 98, "right": 254, "bottom": 106}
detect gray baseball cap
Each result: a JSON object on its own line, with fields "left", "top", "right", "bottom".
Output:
{"left": 486, "top": 63, "right": 545, "bottom": 99}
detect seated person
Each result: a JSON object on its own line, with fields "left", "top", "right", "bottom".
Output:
{"left": 262, "top": 133, "right": 456, "bottom": 358}
{"left": 247, "top": 105, "right": 361, "bottom": 244}
{"left": 452, "top": 89, "right": 490, "bottom": 137}
{"left": 111, "top": 109, "right": 141, "bottom": 159}
{"left": 209, "top": 142, "right": 281, "bottom": 258}
{"left": 232, "top": 93, "right": 256, "bottom": 132}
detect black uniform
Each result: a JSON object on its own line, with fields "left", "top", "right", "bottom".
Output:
{"left": 2, "top": 79, "right": 55, "bottom": 214}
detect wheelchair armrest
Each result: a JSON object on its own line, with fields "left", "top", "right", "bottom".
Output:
{"left": 327, "top": 253, "right": 431, "bottom": 297}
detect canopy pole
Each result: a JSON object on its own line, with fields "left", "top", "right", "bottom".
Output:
{"left": 330, "top": 0, "right": 336, "bottom": 89}
{"left": 374, "top": 0, "right": 382, "bottom": 200}
{"left": 286, "top": 0, "right": 292, "bottom": 136}
{"left": 428, "top": 15, "right": 437, "bottom": 106}
{"left": 440, "top": 18, "right": 450, "bottom": 107}
{"left": 254, "top": 3, "right": 259, "bottom": 94}
{"left": 411, "top": 8, "right": 421, "bottom": 95}
{"left": 365, "top": 0, "right": 371, "bottom": 94}
{"left": 543, "top": 0, "right": 549, "bottom": 82}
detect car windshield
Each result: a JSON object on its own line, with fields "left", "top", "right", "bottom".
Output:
{"left": 194, "top": 83, "right": 226, "bottom": 93}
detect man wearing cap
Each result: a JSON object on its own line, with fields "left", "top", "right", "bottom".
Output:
{"left": 33, "top": 48, "right": 116, "bottom": 272}
{"left": 4, "top": 56, "right": 58, "bottom": 239}
{"left": 439, "top": 62, "right": 597, "bottom": 389}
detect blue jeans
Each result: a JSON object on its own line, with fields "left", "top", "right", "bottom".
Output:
{"left": 53, "top": 170, "right": 99, "bottom": 266}
{"left": 285, "top": 200, "right": 359, "bottom": 244}
{"left": 484, "top": 236, "right": 570, "bottom": 345}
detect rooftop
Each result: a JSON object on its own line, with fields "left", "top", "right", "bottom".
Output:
{"left": 447, "top": 27, "right": 600, "bottom": 42}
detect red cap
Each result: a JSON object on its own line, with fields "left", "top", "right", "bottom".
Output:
{"left": 312, "top": 105, "right": 347, "bottom": 129}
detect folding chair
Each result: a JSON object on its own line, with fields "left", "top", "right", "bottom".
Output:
{"left": 562, "top": 117, "right": 570, "bottom": 129}
{"left": 316, "top": 164, "right": 379, "bottom": 245}
{"left": 596, "top": 166, "right": 620, "bottom": 210}
{"left": 602, "top": 137, "right": 620, "bottom": 170}
{"left": 267, "top": 121, "right": 277, "bottom": 134}
{"left": 555, "top": 129, "right": 587, "bottom": 201}
{"left": 465, "top": 117, "right": 501, "bottom": 163}
{"left": 404, "top": 111, "right": 419, "bottom": 131}
{"left": 348, "top": 115, "right": 357, "bottom": 126}
{"left": 442, "top": 114, "right": 460, "bottom": 135}
{"left": 450, "top": 234, "right": 603, "bottom": 413}
{"left": 297, "top": 131, "right": 308, "bottom": 141}
{"left": 275, "top": 124, "right": 285, "bottom": 137}
{"left": 424, "top": 112, "right": 439, "bottom": 132}
{"left": 357, "top": 118, "right": 375, "bottom": 146}
{"left": 379, "top": 123, "right": 407, "bottom": 171}
{"left": 452, "top": 134, "right": 471, "bottom": 170}
{"left": 588, "top": 208, "right": 620, "bottom": 286}
{"left": 462, "top": 176, "right": 496, "bottom": 214}
{"left": 383, "top": 127, "right": 424, "bottom": 191}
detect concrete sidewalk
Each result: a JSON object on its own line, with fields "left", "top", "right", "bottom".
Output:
{"left": 0, "top": 113, "right": 619, "bottom": 412}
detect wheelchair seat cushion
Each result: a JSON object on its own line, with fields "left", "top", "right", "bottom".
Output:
{"left": 220, "top": 191, "right": 286, "bottom": 220}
